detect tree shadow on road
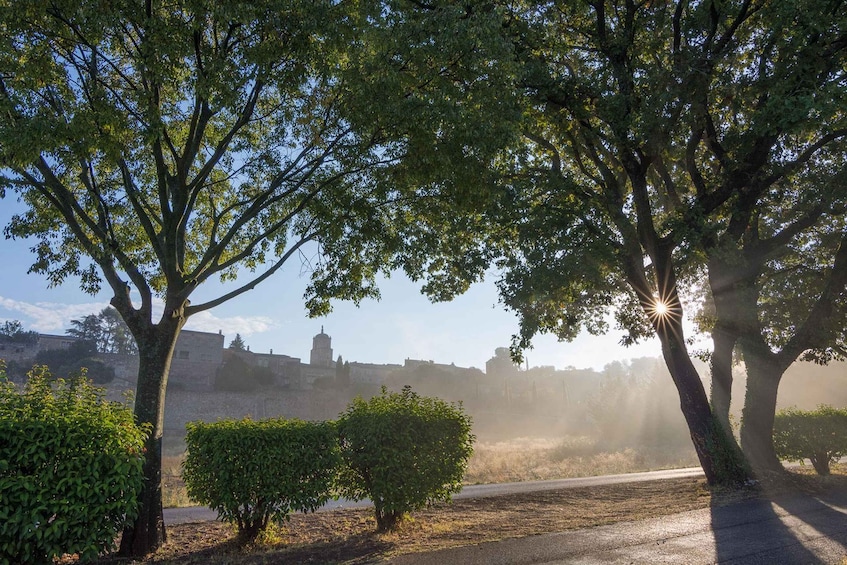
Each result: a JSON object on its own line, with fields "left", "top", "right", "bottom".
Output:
{"left": 711, "top": 472, "right": 847, "bottom": 564}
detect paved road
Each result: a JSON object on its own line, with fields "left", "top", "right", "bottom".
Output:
{"left": 163, "top": 466, "right": 705, "bottom": 525}
{"left": 389, "top": 488, "right": 847, "bottom": 564}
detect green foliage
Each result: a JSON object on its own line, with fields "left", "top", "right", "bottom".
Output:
{"left": 773, "top": 406, "right": 847, "bottom": 475}
{"left": 182, "top": 418, "right": 340, "bottom": 543}
{"left": 0, "top": 365, "right": 148, "bottom": 564}
{"left": 337, "top": 386, "right": 475, "bottom": 531}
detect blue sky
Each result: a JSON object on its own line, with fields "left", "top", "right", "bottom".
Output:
{"left": 0, "top": 197, "right": 666, "bottom": 371}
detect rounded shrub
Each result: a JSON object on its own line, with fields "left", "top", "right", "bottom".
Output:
{"left": 336, "top": 386, "right": 475, "bottom": 531}
{"left": 182, "top": 417, "right": 340, "bottom": 542}
{"left": 773, "top": 405, "right": 847, "bottom": 475}
{"left": 0, "top": 365, "right": 148, "bottom": 564}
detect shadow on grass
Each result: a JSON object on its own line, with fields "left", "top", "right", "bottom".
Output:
{"left": 97, "top": 529, "right": 394, "bottom": 565}
{"left": 261, "top": 532, "right": 395, "bottom": 565}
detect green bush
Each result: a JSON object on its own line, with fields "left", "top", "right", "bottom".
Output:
{"left": 0, "top": 365, "right": 148, "bottom": 564}
{"left": 182, "top": 418, "right": 340, "bottom": 542}
{"left": 773, "top": 405, "right": 847, "bottom": 475}
{"left": 336, "top": 386, "right": 475, "bottom": 531}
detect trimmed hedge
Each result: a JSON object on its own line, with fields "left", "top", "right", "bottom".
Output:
{"left": 182, "top": 418, "right": 340, "bottom": 542}
{"left": 337, "top": 386, "right": 475, "bottom": 531}
{"left": 773, "top": 405, "right": 847, "bottom": 475}
{"left": 0, "top": 365, "right": 148, "bottom": 564}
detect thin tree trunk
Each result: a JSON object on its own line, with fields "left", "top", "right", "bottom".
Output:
{"left": 710, "top": 326, "right": 736, "bottom": 434}
{"left": 119, "top": 320, "right": 182, "bottom": 556}
{"left": 707, "top": 253, "right": 745, "bottom": 434}
{"left": 739, "top": 344, "right": 785, "bottom": 475}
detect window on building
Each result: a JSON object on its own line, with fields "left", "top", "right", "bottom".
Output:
{"left": 178, "top": 350, "right": 190, "bottom": 360}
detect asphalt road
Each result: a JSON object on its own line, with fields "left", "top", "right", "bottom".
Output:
{"left": 163, "top": 465, "right": 847, "bottom": 563}
{"left": 389, "top": 488, "right": 847, "bottom": 564}
{"left": 162, "top": 466, "right": 706, "bottom": 525}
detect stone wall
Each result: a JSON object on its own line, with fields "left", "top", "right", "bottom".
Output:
{"left": 104, "top": 383, "right": 352, "bottom": 453}
{"left": 161, "top": 389, "right": 349, "bottom": 433}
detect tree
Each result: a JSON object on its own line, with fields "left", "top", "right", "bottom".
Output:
{"left": 0, "top": 320, "right": 38, "bottom": 346}
{"left": 398, "top": 0, "right": 847, "bottom": 483}
{"left": 228, "top": 334, "right": 246, "bottom": 351}
{"left": 705, "top": 196, "right": 847, "bottom": 472}
{"left": 35, "top": 339, "right": 116, "bottom": 384}
{"left": 684, "top": 1, "right": 847, "bottom": 472}
{"left": 398, "top": 0, "right": 757, "bottom": 484}
{"left": 773, "top": 406, "right": 847, "bottom": 476}
{"left": 183, "top": 418, "right": 339, "bottom": 543}
{"left": 67, "top": 314, "right": 104, "bottom": 350}
{"left": 67, "top": 307, "right": 138, "bottom": 355}
{"left": 0, "top": 0, "right": 508, "bottom": 555}
{"left": 335, "top": 355, "right": 350, "bottom": 387}
{"left": 99, "top": 306, "right": 138, "bottom": 355}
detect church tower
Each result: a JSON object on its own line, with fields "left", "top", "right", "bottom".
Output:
{"left": 310, "top": 326, "right": 334, "bottom": 367}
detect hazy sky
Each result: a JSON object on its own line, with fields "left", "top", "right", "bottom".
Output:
{"left": 0, "top": 197, "right": 667, "bottom": 371}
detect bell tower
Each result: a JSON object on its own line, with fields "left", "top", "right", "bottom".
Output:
{"left": 310, "top": 326, "right": 333, "bottom": 367}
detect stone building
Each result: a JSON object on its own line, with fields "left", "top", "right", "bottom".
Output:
{"left": 348, "top": 361, "right": 403, "bottom": 385}
{"left": 224, "top": 346, "right": 303, "bottom": 388}
{"left": 167, "top": 330, "right": 225, "bottom": 390}
{"left": 309, "top": 327, "right": 334, "bottom": 367}
{"left": 485, "top": 347, "right": 521, "bottom": 379}
{"left": 0, "top": 333, "right": 77, "bottom": 364}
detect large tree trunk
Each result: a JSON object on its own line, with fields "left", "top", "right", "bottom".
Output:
{"left": 119, "top": 319, "right": 183, "bottom": 556}
{"left": 656, "top": 319, "right": 749, "bottom": 485}
{"left": 739, "top": 344, "right": 786, "bottom": 475}
{"left": 628, "top": 239, "right": 750, "bottom": 486}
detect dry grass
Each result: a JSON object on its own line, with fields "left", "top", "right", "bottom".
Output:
{"left": 463, "top": 436, "right": 699, "bottom": 484}
{"left": 161, "top": 437, "right": 701, "bottom": 508}
{"left": 161, "top": 455, "right": 191, "bottom": 509}
{"left": 104, "top": 476, "right": 720, "bottom": 564}
{"left": 98, "top": 465, "right": 847, "bottom": 565}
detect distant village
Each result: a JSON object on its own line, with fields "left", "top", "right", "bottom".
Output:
{"left": 0, "top": 326, "right": 589, "bottom": 396}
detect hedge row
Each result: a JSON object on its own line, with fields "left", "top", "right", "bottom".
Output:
{"left": 182, "top": 386, "right": 474, "bottom": 540}
{"left": 0, "top": 365, "right": 148, "bottom": 565}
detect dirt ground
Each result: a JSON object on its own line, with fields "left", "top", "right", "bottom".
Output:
{"left": 95, "top": 465, "right": 847, "bottom": 565}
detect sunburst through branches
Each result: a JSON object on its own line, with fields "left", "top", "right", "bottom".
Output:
{"left": 647, "top": 295, "right": 681, "bottom": 332}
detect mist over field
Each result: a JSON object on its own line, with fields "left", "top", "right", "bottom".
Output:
{"left": 157, "top": 354, "right": 847, "bottom": 485}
